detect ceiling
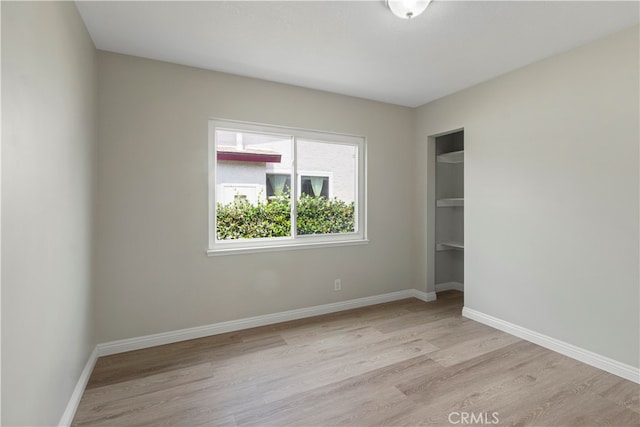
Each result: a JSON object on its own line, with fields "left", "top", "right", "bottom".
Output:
{"left": 76, "top": 1, "right": 639, "bottom": 107}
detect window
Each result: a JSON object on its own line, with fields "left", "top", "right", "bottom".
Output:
{"left": 300, "top": 175, "right": 330, "bottom": 198}
{"left": 266, "top": 173, "right": 291, "bottom": 198}
{"left": 209, "top": 119, "right": 366, "bottom": 254}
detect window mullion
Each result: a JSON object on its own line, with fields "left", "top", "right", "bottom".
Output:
{"left": 291, "top": 136, "right": 298, "bottom": 238}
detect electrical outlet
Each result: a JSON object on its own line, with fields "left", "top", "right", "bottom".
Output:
{"left": 334, "top": 279, "right": 342, "bottom": 291}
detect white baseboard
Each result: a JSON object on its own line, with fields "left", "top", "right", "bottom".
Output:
{"left": 410, "top": 289, "right": 438, "bottom": 303}
{"left": 435, "top": 281, "right": 464, "bottom": 292}
{"left": 58, "top": 346, "right": 98, "bottom": 427}
{"left": 97, "top": 289, "right": 436, "bottom": 356}
{"left": 462, "top": 307, "right": 640, "bottom": 384}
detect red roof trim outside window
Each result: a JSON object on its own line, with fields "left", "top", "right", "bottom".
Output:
{"left": 217, "top": 150, "right": 282, "bottom": 163}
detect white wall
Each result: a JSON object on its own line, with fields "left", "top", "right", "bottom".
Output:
{"left": 297, "top": 141, "right": 355, "bottom": 202}
{"left": 95, "top": 51, "right": 416, "bottom": 343}
{"left": 217, "top": 161, "right": 267, "bottom": 204}
{"left": 1, "top": 2, "right": 97, "bottom": 425}
{"left": 415, "top": 26, "right": 639, "bottom": 367}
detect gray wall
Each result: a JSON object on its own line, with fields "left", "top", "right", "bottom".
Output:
{"left": 1, "top": 2, "right": 97, "bottom": 425}
{"left": 95, "top": 51, "right": 416, "bottom": 343}
{"left": 415, "top": 26, "right": 639, "bottom": 367}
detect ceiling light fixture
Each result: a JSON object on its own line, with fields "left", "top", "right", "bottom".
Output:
{"left": 387, "top": 0, "right": 432, "bottom": 20}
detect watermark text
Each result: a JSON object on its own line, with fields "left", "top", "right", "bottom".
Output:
{"left": 448, "top": 411, "right": 499, "bottom": 425}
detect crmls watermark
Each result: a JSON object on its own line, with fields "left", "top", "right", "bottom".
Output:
{"left": 448, "top": 411, "right": 500, "bottom": 425}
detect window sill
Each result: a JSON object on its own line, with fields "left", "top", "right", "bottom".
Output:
{"left": 207, "top": 239, "right": 369, "bottom": 256}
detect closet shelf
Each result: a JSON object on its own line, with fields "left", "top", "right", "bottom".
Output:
{"left": 436, "top": 241, "right": 464, "bottom": 251}
{"left": 437, "top": 198, "right": 464, "bottom": 207}
{"left": 437, "top": 150, "right": 464, "bottom": 164}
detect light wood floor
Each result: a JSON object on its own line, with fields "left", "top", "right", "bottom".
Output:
{"left": 73, "top": 291, "right": 639, "bottom": 426}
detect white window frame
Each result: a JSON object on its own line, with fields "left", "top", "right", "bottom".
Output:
{"left": 208, "top": 119, "right": 367, "bottom": 255}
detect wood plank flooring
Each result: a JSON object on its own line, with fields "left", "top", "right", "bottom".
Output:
{"left": 73, "top": 291, "right": 639, "bottom": 426}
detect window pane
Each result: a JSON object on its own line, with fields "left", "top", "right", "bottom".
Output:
{"left": 215, "top": 130, "right": 292, "bottom": 240}
{"left": 296, "top": 140, "right": 356, "bottom": 235}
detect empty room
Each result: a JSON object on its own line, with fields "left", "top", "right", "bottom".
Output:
{"left": 2, "top": 1, "right": 639, "bottom": 426}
